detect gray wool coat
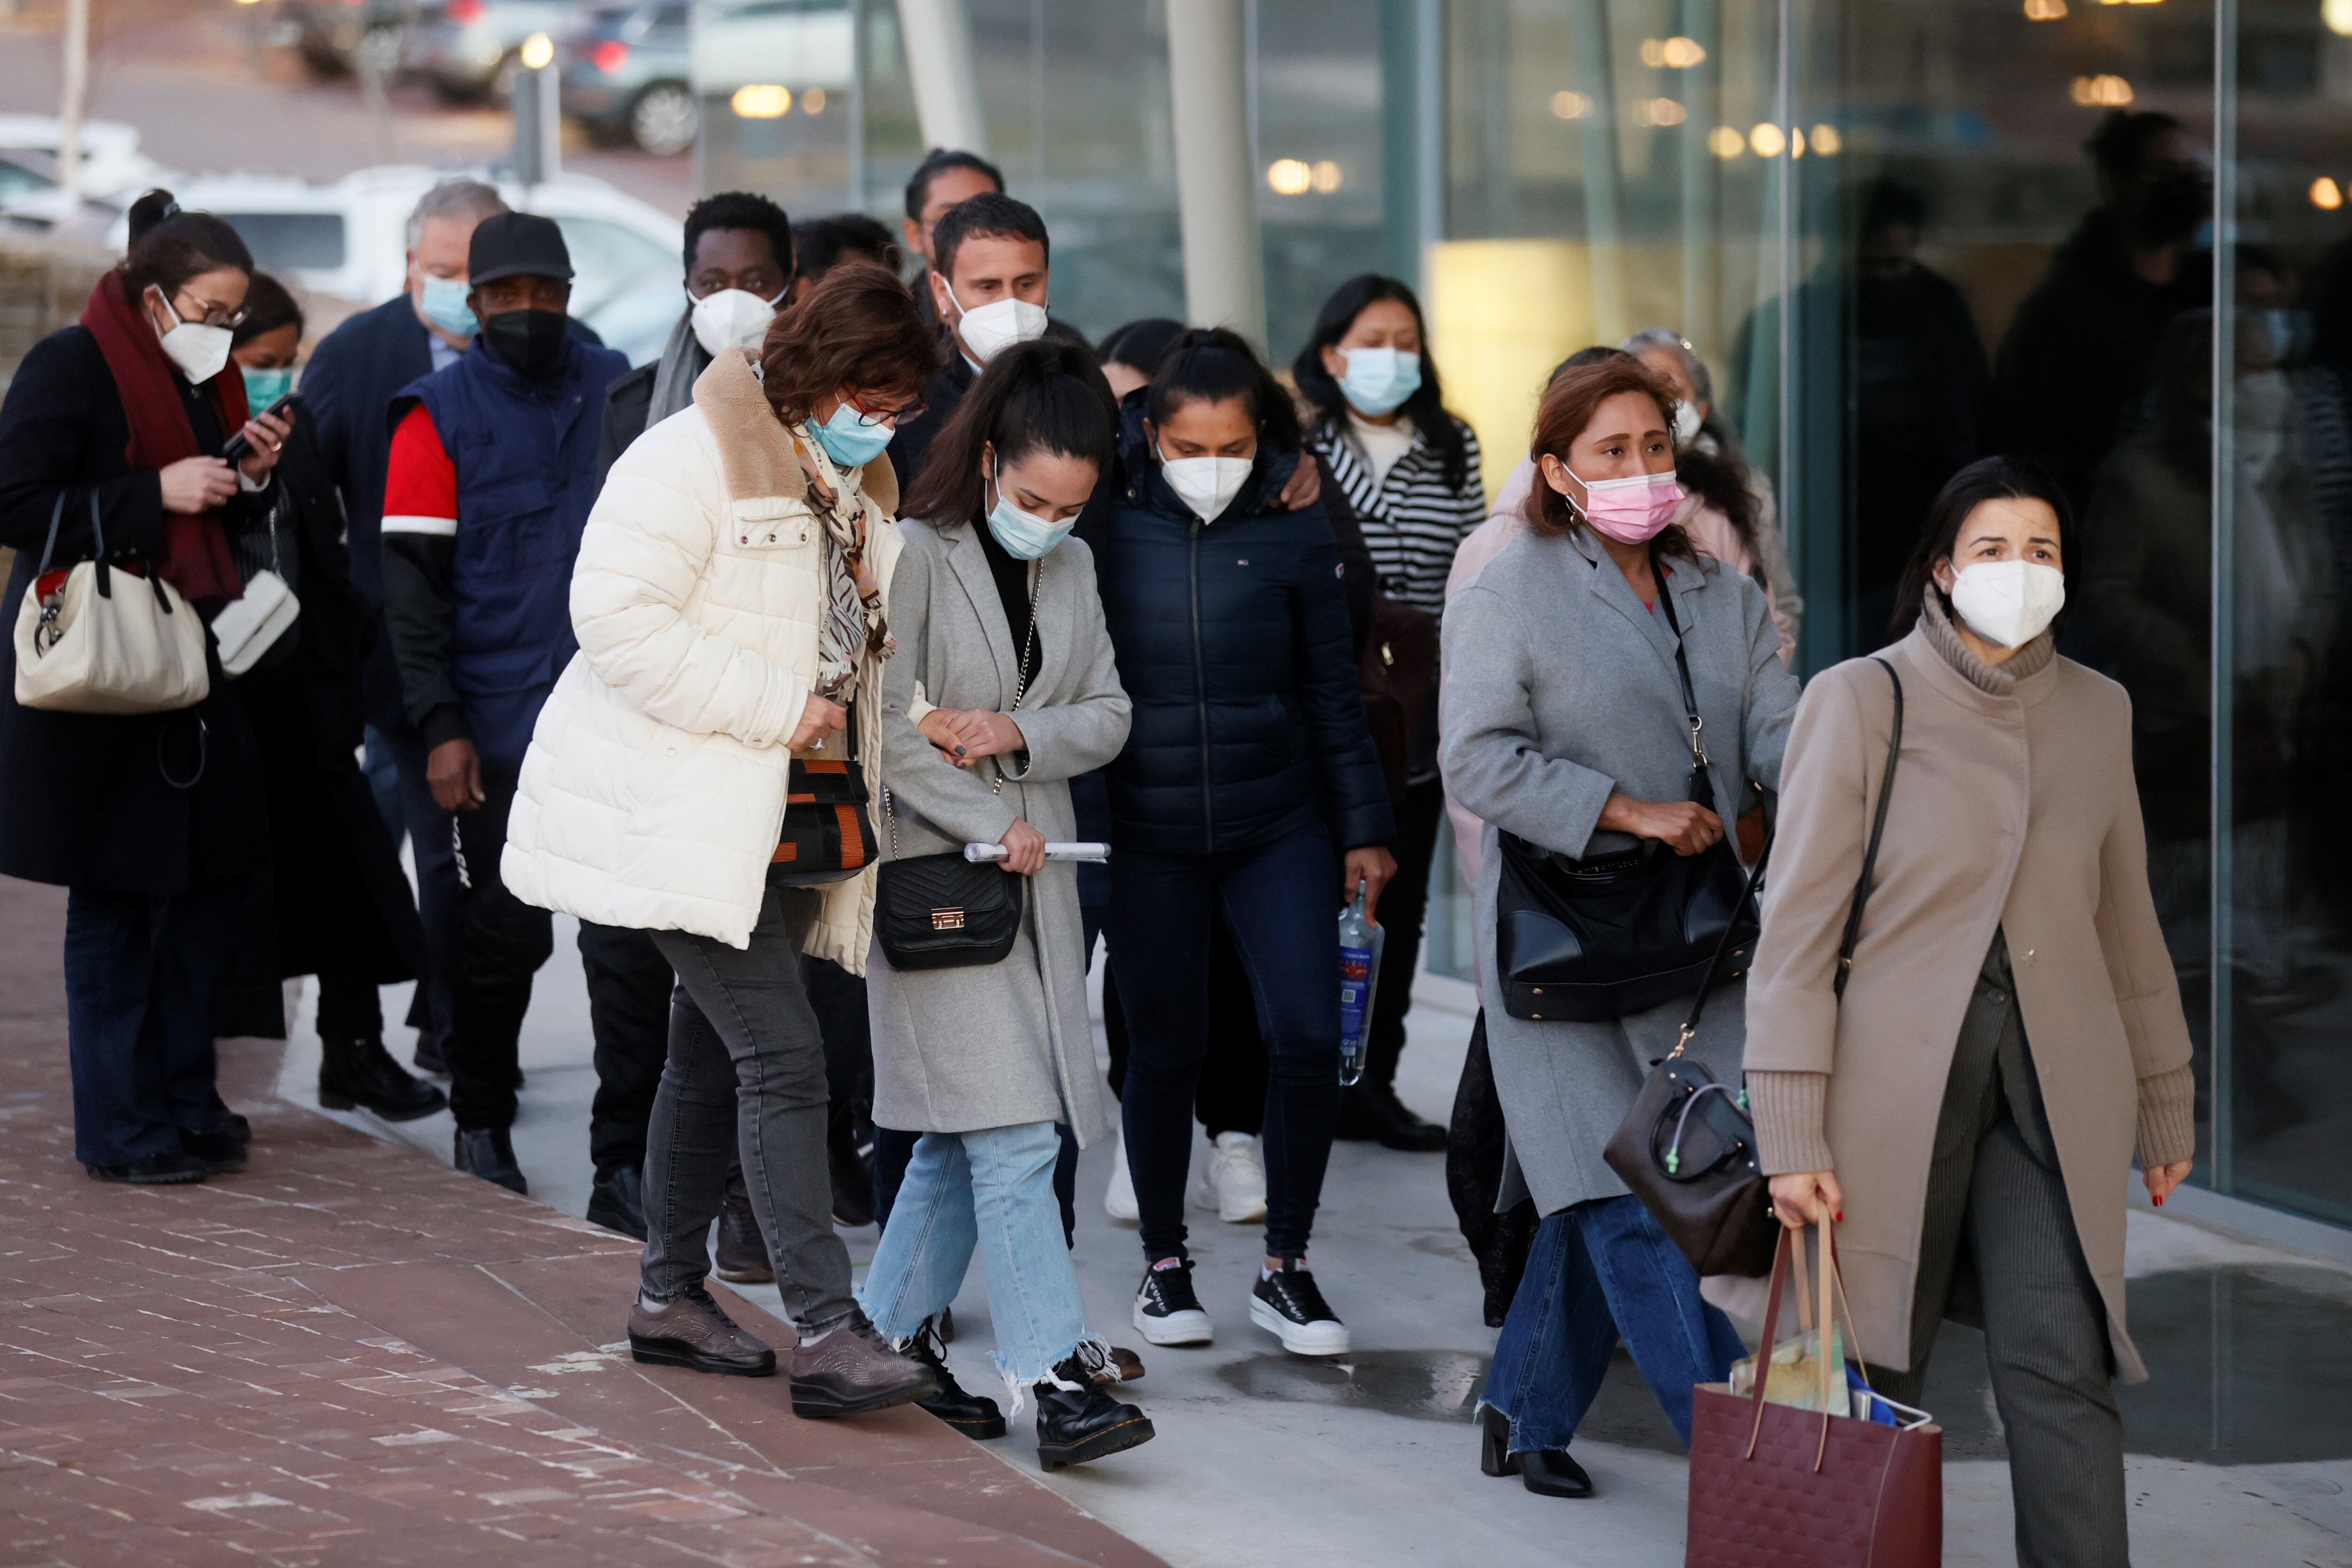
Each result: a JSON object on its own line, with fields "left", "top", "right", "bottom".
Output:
{"left": 867, "top": 516, "right": 1130, "bottom": 1147}
{"left": 1439, "top": 527, "right": 1801, "bottom": 1216}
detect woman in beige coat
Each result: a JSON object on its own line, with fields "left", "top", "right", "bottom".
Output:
{"left": 1737, "top": 456, "right": 2195, "bottom": 1568}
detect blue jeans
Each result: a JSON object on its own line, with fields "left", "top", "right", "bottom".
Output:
{"left": 860, "top": 1121, "right": 1093, "bottom": 1389}
{"left": 1108, "top": 830, "right": 1342, "bottom": 1263}
{"left": 63, "top": 882, "right": 242, "bottom": 1167}
{"left": 1481, "top": 1196, "right": 1748, "bottom": 1451}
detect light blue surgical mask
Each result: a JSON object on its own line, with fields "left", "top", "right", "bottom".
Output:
{"left": 1337, "top": 345, "right": 1422, "bottom": 417}
{"left": 240, "top": 364, "right": 295, "bottom": 410}
{"left": 418, "top": 272, "right": 477, "bottom": 339}
{"left": 984, "top": 472, "right": 1073, "bottom": 561}
{"left": 812, "top": 399, "right": 896, "bottom": 469}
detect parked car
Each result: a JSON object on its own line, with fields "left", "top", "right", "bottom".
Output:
{"left": 403, "top": 0, "right": 588, "bottom": 103}
{"left": 561, "top": 2, "right": 695, "bottom": 157}
{"left": 276, "top": 0, "right": 419, "bottom": 78}
{"left": 109, "top": 165, "right": 684, "bottom": 366}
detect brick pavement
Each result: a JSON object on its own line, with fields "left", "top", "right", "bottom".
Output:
{"left": 0, "top": 880, "right": 1163, "bottom": 1568}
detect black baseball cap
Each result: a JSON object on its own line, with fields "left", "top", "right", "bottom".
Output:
{"left": 468, "top": 211, "right": 574, "bottom": 286}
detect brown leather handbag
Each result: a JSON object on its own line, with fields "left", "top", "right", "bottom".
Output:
{"left": 1685, "top": 1222, "right": 1943, "bottom": 1567}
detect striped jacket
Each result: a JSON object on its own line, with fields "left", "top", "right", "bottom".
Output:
{"left": 1308, "top": 413, "right": 1486, "bottom": 615}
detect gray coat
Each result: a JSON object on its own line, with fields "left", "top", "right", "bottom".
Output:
{"left": 867, "top": 517, "right": 1130, "bottom": 1146}
{"left": 1439, "top": 527, "right": 1800, "bottom": 1215}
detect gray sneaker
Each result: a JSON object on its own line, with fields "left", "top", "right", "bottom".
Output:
{"left": 628, "top": 1285, "right": 777, "bottom": 1377}
{"left": 788, "top": 1306, "right": 937, "bottom": 1419}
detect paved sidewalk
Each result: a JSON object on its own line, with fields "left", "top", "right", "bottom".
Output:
{"left": 0, "top": 880, "right": 1160, "bottom": 1568}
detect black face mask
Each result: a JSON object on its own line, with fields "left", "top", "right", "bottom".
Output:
{"left": 481, "top": 308, "right": 570, "bottom": 382}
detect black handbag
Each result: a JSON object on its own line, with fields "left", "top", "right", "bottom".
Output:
{"left": 873, "top": 558, "right": 1036, "bottom": 971}
{"left": 1495, "top": 570, "right": 1756, "bottom": 1022}
{"left": 1605, "top": 657, "right": 1905, "bottom": 1278}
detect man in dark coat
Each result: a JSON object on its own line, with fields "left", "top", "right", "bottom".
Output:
{"left": 379, "top": 213, "right": 670, "bottom": 1233}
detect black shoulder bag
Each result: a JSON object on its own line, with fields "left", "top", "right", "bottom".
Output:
{"left": 1494, "top": 566, "right": 1756, "bottom": 1022}
{"left": 873, "top": 559, "right": 1037, "bottom": 970}
{"left": 1604, "top": 658, "right": 1904, "bottom": 1279}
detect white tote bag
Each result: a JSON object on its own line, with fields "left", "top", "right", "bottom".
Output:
{"left": 12, "top": 489, "right": 210, "bottom": 715}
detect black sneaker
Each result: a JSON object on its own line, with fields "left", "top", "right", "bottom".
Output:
{"left": 904, "top": 1316, "right": 1005, "bottom": 1440}
{"left": 1132, "top": 1259, "right": 1212, "bottom": 1346}
{"left": 1250, "top": 1261, "right": 1350, "bottom": 1355}
{"left": 86, "top": 1150, "right": 209, "bottom": 1185}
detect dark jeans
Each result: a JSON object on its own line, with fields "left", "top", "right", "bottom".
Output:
{"left": 446, "top": 770, "right": 670, "bottom": 1167}
{"left": 365, "top": 722, "right": 459, "bottom": 1044}
{"left": 1364, "top": 776, "right": 1443, "bottom": 1093}
{"left": 1480, "top": 1195, "right": 1747, "bottom": 1452}
{"left": 642, "top": 874, "right": 855, "bottom": 1330}
{"left": 63, "top": 881, "right": 244, "bottom": 1167}
{"left": 1103, "top": 928, "right": 1269, "bottom": 1138}
{"left": 1109, "top": 829, "right": 1342, "bottom": 1263}
{"left": 317, "top": 967, "right": 383, "bottom": 1041}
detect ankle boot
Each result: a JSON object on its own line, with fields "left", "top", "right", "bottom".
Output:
{"left": 904, "top": 1316, "right": 1005, "bottom": 1440}
{"left": 1033, "top": 1345, "right": 1154, "bottom": 1472}
{"left": 320, "top": 1035, "right": 447, "bottom": 1122}
{"left": 453, "top": 1125, "right": 527, "bottom": 1194}
{"left": 1478, "top": 1405, "right": 1592, "bottom": 1497}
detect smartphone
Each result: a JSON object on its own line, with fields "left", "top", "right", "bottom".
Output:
{"left": 221, "top": 392, "right": 304, "bottom": 466}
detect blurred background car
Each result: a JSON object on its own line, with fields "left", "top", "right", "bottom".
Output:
{"left": 277, "top": 0, "right": 421, "bottom": 79}
{"left": 403, "top": 0, "right": 587, "bottom": 104}
{"left": 112, "top": 164, "right": 684, "bottom": 364}
{"left": 560, "top": 2, "right": 695, "bottom": 157}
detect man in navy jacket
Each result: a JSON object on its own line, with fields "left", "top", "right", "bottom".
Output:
{"left": 378, "top": 213, "right": 671, "bottom": 1227}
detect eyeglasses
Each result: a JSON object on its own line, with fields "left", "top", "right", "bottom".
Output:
{"left": 844, "top": 393, "right": 927, "bottom": 428}
{"left": 166, "top": 287, "right": 250, "bottom": 331}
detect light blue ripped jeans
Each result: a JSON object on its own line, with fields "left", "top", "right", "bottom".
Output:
{"left": 858, "top": 1120, "right": 1101, "bottom": 1407}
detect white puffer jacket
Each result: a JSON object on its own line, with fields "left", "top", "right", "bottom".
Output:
{"left": 502, "top": 349, "right": 902, "bottom": 963}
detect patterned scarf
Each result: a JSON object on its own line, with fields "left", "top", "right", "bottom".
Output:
{"left": 788, "top": 424, "right": 893, "bottom": 701}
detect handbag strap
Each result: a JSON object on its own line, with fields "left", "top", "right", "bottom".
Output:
{"left": 888, "top": 556, "right": 1044, "bottom": 847}
{"left": 1834, "top": 658, "right": 1905, "bottom": 999}
{"left": 1743, "top": 1218, "right": 1848, "bottom": 1471}
{"left": 1647, "top": 553, "right": 1708, "bottom": 770}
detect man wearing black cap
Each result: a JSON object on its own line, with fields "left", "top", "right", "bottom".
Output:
{"left": 379, "top": 212, "right": 672, "bottom": 1216}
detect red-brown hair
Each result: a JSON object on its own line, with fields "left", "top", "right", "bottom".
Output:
{"left": 759, "top": 260, "right": 945, "bottom": 426}
{"left": 1522, "top": 351, "right": 1696, "bottom": 560}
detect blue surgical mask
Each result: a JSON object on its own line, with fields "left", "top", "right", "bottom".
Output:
{"left": 812, "top": 399, "right": 896, "bottom": 469}
{"left": 985, "top": 472, "right": 1073, "bottom": 561}
{"left": 240, "top": 364, "right": 295, "bottom": 409}
{"left": 1337, "top": 345, "right": 1422, "bottom": 417}
{"left": 418, "top": 272, "right": 477, "bottom": 339}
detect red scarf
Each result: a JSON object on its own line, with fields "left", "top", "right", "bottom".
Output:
{"left": 79, "top": 269, "right": 247, "bottom": 602}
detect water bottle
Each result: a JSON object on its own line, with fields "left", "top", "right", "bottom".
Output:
{"left": 1337, "top": 889, "right": 1385, "bottom": 1087}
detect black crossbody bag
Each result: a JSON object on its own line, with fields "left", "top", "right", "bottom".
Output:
{"left": 1605, "top": 657, "right": 1905, "bottom": 1278}
{"left": 1494, "top": 566, "right": 1756, "bottom": 1022}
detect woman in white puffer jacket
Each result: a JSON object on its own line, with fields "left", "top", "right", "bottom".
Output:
{"left": 502, "top": 263, "right": 948, "bottom": 1420}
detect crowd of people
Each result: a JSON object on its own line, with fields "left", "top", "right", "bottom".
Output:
{"left": 0, "top": 127, "right": 2201, "bottom": 1559}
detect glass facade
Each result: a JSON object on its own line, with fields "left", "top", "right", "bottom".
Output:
{"left": 694, "top": 0, "right": 2352, "bottom": 1233}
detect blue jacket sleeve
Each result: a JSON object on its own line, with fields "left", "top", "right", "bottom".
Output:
{"left": 1288, "top": 508, "right": 1395, "bottom": 851}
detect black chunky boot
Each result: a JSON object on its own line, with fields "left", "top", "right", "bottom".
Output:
{"left": 1033, "top": 1344, "right": 1154, "bottom": 1472}
{"left": 905, "top": 1316, "right": 1005, "bottom": 1440}
{"left": 320, "top": 1035, "right": 447, "bottom": 1122}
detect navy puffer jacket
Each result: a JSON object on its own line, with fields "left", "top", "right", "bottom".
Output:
{"left": 1097, "top": 401, "right": 1393, "bottom": 856}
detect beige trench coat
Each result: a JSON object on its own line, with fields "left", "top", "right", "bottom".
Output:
{"left": 1718, "top": 623, "right": 2194, "bottom": 1380}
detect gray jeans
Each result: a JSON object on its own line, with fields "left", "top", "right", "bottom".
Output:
{"left": 1867, "top": 929, "right": 2125, "bottom": 1568}
{"left": 641, "top": 875, "right": 855, "bottom": 1331}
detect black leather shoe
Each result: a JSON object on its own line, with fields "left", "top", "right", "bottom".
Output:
{"left": 218, "top": 1113, "right": 252, "bottom": 1144}
{"left": 86, "top": 1150, "right": 209, "bottom": 1185}
{"left": 904, "top": 1316, "right": 1005, "bottom": 1439}
{"left": 828, "top": 1101, "right": 874, "bottom": 1226}
{"left": 179, "top": 1127, "right": 247, "bottom": 1173}
{"left": 412, "top": 1027, "right": 448, "bottom": 1076}
{"left": 713, "top": 1167, "right": 774, "bottom": 1283}
{"left": 453, "top": 1125, "right": 528, "bottom": 1194}
{"left": 587, "top": 1164, "right": 646, "bottom": 1239}
{"left": 1479, "top": 1404, "right": 1592, "bottom": 1496}
{"left": 320, "top": 1035, "right": 448, "bottom": 1122}
{"left": 1335, "top": 1083, "right": 1449, "bottom": 1152}
{"left": 1034, "top": 1345, "right": 1153, "bottom": 1472}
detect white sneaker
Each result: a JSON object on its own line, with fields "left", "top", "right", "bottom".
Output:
{"left": 1104, "top": 1127, "right": 1140, "bottom": 1223}
{"left": 1194, "top": 1131, "right": 1268, "bottom": 1224}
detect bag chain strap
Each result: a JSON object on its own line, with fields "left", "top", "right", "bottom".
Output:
{"left": 885, "top": 557, "right": 1042, "bottom": 846}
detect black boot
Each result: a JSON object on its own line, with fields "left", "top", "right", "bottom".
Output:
{"left": 713, "top": 1167, "right": 774, "bottom": 1283}
{"left": 1478, "top": 1405, "right": 1592, "bottom": 1497}
{"left": 1033, "top": 1345, "right": 1154, "bottom": 1472}
{"left": 453, "top": 1125, "right": 527, "bottom": 1194}
{"left": 904, "top": 1316, "right": 1005, "bottom": 1440}
{"left": 828, "top": 1100, "right": 874, "bottom": 1226}
{"left": 587, "top": 1164, "right": 646, "bottom": 1239}
{"left": 320, "top": 1035, "right": 448, "bottom": 1122}
{"left": 412, "top": 1025, "right": 449, "bottom": 1076}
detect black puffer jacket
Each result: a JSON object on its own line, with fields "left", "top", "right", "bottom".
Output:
{"left": 1096, "top": 400, "right": 1393, "bottom": 856}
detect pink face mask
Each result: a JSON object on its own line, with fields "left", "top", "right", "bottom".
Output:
{"left": 1570, "top": 469, "right": 1686, "bottom": 544}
